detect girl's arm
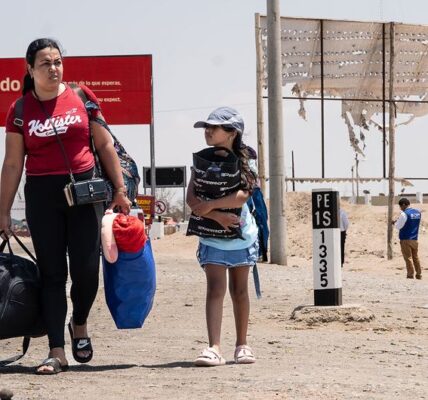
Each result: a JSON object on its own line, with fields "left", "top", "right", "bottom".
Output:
{"left": 186, "top": 171, "right": 240, "bottom": 231}
{"left": 192, "top": 190, "right": 250, "bottom": 217}
{"left": 0, "top": 133, "right": 25, "bottom": 234}
{"left": 202, "top": 210, "right": 240, "bottom": 231}
{"left": 90, "top": 120, "right": 131, "bottom": 213}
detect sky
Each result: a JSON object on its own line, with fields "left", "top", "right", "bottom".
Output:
{"left": 1, "top": 0, "right": 428, "bottom": 205}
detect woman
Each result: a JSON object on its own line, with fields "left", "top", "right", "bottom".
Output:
{"left": 187, "top": 107, "right": 259, "bottom": 366}
{"left": 0, "top": 38, "right": 131, "bottom": 374}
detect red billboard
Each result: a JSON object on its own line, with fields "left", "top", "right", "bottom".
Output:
{"left": 0, "top": 55, "right": 152, "bottom": 126}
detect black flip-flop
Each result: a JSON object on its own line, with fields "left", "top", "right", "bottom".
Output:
{"left": 68, "top": 322, "right": 93, "bottom": 364}
{"left": 35, "top": 358, "right": 69, "bottom": 375}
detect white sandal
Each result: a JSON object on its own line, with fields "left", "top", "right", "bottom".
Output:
{"left": 234, "top": 345, "right": 256, "bottom": 364}
{"left": 194, "top": 347, "right": 226, "bottom": 367}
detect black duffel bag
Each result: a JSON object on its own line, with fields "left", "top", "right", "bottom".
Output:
{"left": 0, "top": 232, "right": 46, "bottom": 366}
{"left": 187, "top": 147, "right": 244, "bottom": 239}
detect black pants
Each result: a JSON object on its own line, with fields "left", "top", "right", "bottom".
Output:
{"left": 340, "top": 231, "right": 347, "bottom": 267}
{"left": 25, "top": 169, "right": 103, "bottom": 349}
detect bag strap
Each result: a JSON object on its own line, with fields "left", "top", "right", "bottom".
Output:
{"left": 68, "top": 84, "right": 125, "bottom": 155}
{"left": 69, "top": 82, "right": 89, "bottom": 104}
{"left": 13, "top": 97, "right": 25, "bottom": 131}
{"left": 68, "top": 84, "right": 104, "bottom": 179}
{"left": 33, "top": 90, "right": 76, "bottom": 184}
{"left": 0, "top": 237, "right": 11, "bottom": 253}
{"left": 0, "top": 231, "right": 37, "bottom": 266}
{"left": 253, "top": 263, "right": 262, "bottom": 299}
{"left": 11, "top": 232, "right": 37, "bottom": 263}
{"left": 0, "top": 337, "right": 30, "bottom": 367}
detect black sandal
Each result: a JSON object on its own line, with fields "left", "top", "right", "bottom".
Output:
{"left": 68, "top": 321, "right": 93, "bottom": 364}
{"left": 35, "top": 358, "right": 69, "bottom": 375}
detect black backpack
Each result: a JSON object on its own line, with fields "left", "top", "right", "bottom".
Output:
{"left": 0, "top": 233, "right": 45, "bottom": 366}
{"left": 186, "top": 147, "right": 244, "bottom": 239}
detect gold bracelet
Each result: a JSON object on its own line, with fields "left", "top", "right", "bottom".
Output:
{"left": 114, "top": 186, "right": 127, "bottom": 193}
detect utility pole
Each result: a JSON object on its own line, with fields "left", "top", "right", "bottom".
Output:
{"left": 355, "top": 154, "right": 360, "bottom": 201}
{"left": 255, "top": 13, "right": 267, "bottom": 195}
{"left": 267, "top": 0, "right": 287, "bottom": 265}
{"left": 291, "top": 150, "right": 295, "bottom": 192}
{"left": 387, "top": 22, "right": 396, "bottom": 260}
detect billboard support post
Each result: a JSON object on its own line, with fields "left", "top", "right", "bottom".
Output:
{"left": 150, "top": 59, "right": 156, "bottom": 197}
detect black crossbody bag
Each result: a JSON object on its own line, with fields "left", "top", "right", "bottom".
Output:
{"left": 36, "top": 93, "right": 108, "bottom": 206}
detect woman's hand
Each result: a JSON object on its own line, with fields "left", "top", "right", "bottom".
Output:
{"left": 108, "top": 192, "right": 132, "bottom": 215}
{"left": 0, "top": 213, "right": 12, "bottom": 238}
{"left": 192, "top": 200, "right": 214, "bottom": 217}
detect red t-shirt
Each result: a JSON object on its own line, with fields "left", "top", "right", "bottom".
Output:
{"left": 5, "top": 84, "right": 101, "bottom": 176}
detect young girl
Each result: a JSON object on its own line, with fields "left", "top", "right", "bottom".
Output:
{"left": 187, "top": 107, "right": 259, "bottom": 366}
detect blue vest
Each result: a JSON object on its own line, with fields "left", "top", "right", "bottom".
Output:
{"left": 399, "top": 208, "right": 421, "bottom": 240}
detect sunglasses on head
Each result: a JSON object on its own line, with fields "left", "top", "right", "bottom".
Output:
{"left": 206, "top": 124, "right": 236, "bottom": 132}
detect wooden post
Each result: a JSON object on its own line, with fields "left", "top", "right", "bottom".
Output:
{"left": 255, "top": 13, "right": 267, "bottom": 195}
{"left": 387, "top": 22, "right": 396, "bottom": 260}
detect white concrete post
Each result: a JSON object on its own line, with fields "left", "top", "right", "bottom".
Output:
{"left": 312, "top": 189, "right": 342, "bottom": 306}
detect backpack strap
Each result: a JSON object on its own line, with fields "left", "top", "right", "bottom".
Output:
{"left": 252, "top": 263, "right": 262, "bottom": 299}
{"left": 69, "top": 82, "right": 89, "bottom": 104}
{"left": 13, "top": 97, "right": 25, "bottom": 132}
{"left": 0, "top": 337, "right": 30, "bottom": 367}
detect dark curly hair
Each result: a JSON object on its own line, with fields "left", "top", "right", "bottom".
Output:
{"left": 225, "top": 128, "right": 257, "bottom": 193}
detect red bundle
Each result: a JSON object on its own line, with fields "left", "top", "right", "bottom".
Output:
{"left": 112, "top": 214, "right": 147, "bottom": 253}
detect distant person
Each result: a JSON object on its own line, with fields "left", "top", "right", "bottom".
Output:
{"left": 340, "top": 209, "right": 349, "bottom": 268}
{"left": 186, "top": 107, "right": 258, "bottom": 366}
{"left": 0, "top": 38, "right": 131, "bottom": 374}
{"left": 392, "top": 198, "right": 422, "bottom": 279}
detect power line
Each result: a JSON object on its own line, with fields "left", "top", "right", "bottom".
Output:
{"left": 155, "top": 102, "right": 256, "bottom": 114}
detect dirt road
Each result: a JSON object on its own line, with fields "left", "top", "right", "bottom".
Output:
{"left": 1, "top": 196, "right": 427, "bottom": 399}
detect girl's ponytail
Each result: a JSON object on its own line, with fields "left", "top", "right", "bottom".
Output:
{"left": 232, "top": 135, "right": 257, "bottom": 193}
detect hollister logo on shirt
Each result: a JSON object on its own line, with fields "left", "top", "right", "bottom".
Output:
{"left": 28, "top": 112, "right": 82, "bottom": 137}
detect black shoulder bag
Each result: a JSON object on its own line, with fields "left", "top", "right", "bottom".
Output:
{"left": 35, "top": 92, "right": 108, "bottom": 206}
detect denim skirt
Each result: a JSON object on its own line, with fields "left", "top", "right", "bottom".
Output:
{"left": 197, "top": 241, "right": 259, "bottom": 268}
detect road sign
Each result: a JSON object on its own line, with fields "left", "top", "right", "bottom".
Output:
{"left": 311, "top": 189, "right": 342, "bottom": 306}
{"left": 143, "top": 166, "right": 186, "bottom": 188}
{"left": 155, "top": 200, "right": 166, "bottom": 215}
{"left": 136, "top": 195, "right": 155, "bottom": 225}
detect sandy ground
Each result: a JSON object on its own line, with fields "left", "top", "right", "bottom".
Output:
{"left": 1, "top": 192, "right": 427, "bottom": 400}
